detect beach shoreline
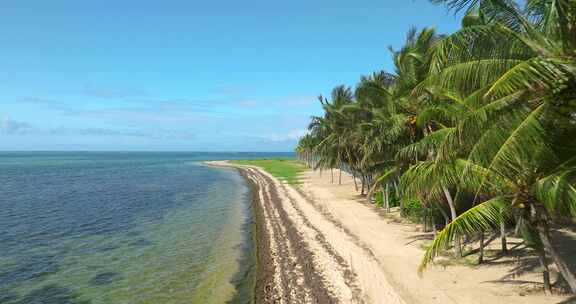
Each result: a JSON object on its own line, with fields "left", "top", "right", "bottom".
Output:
{"left": 206, "top": 160, "right": 346, "bottom": 303}
{"left": 204, "top": 160, "right": 570, "bottom": 304}
{"left": 205, "top": 160, "right": 403, "bottom": 303}
{"left": 236, "top": 166, "right": 276, "bottom": 303}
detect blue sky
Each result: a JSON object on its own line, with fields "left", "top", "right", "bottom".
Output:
{"left": 0, "top": 0, "right": 462, "bottom": 152}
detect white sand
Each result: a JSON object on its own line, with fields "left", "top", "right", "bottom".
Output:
{"left": 207, "top": 161, "right": 570, "bottom": 303}
{"left": 300, "top": 168, "right": 569, "bottom": 304}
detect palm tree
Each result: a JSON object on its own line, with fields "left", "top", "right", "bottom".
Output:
{"left": 417, "top": 0, "right": 576, "bottom": 292}
{"left": 296, "top": 0, "right": 576, "bottom": 294}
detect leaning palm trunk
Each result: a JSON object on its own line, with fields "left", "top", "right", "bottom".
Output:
{"left": 537, "top": 222, "right": 576, "bottom": 293}
{"left": 536, "top": 246, "right": 552, "bottom": 294}
{"left": 438, "top": 207, "right": 450, "bottom": 227}
{"left": 442, "top": 185, "right": 462, "bottom": 257}
{"left": 365, "top": 181, "right": 378, "bottom": 204}
{"left": 531, "top": 204, "right": 576, "bottom": 293}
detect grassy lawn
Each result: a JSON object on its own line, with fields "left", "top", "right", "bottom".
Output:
{"left": 230, "top": 159, "right": 306, "bottom": 184}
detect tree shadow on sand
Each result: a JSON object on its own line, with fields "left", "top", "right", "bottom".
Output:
{"left": 404, "top": 233, "right": 435, "bottom": 246}
{"left": 556, "top": 295, "right": 576, "bottom": 304}
{"left": 476, "top": 228, "right": 576, "bottom": 297}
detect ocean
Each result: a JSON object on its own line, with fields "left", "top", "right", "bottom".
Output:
{"left": 0, "top": 152, "right": 292, "bottom": 304}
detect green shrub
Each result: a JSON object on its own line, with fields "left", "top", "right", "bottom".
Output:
{"left": 374, "top": 192, "right": 384, "bottom": 207}
{"left": 403, "top": 199, "right": 424, "bottom": 220}
{"left": 388, "top": 188, "right": 400, "bottom": 208}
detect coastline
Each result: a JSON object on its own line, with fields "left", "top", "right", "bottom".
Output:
{"left": 206, "top": 160, "right": 343, "bottom": 303}
{"left": 205, "top": 160, "right": 403, "bottom": 303}
{"left": 205, "top": 161, "right": 570, "bottom": 304}
{"left": 237, "top": 166, "right": 275, "bottom": 303}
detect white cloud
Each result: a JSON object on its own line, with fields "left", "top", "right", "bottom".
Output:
{"left": 0, "top": 116, "right": 31, "bottom": 135}
{"left": 264, "top": 129, "right": 307, "bottom": 142}
{"left": 0, "top": 115, "right": 196, "bottom": 141}
{"left": 82, "top": 84, "right": 149, "bottom": 99}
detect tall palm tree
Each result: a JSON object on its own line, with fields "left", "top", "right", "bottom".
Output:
{"left": 296, "top": 0, "right": 576, "bottom": 294}
{"left": 417, "top": 0, "right": 576, "bottom": 292}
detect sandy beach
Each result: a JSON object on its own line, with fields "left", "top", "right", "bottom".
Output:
{"left": 207, "top": 161, "right": 572, "bottom": 304}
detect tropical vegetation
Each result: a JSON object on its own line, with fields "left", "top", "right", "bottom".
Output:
{"left": 231, "top": 159, "right": 306, "bottom": 184}
{"left": 296, "top": 0, "right": 576, "bottom": 295}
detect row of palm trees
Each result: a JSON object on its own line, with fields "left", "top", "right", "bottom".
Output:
{"left": 296, "top": 0, "right": 576, "bottom": 295}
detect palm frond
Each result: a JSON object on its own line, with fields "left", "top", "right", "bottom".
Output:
{"left": 417, "top": 59, "right": 525, "bottom": 96}
{"left": 397, "top": 128, "right": 455, "bottom": 162}
{"left": 485, "top": 57, "right": 576, "bottom": 99}
{"left": 534, "top": 169, "right": 576, "bottom": 217}
{"left": 419, "top": 196, "right": 511, "bottom": 273}
{"left": 468, "top": 103, "right": 549, "bottom": 180}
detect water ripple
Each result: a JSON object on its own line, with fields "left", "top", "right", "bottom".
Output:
{"left": 0, "top": 153, "right": 257, "bottom": 303}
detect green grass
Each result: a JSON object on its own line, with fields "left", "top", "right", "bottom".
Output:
{"left": 230, "top": 159, "right": 306, "bottom": 184}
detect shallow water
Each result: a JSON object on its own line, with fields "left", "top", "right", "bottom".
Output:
{"left": 0, "top": 152, "right": 291, "bottom": 304}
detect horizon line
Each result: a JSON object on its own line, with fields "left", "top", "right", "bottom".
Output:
{"left": 0, "top": 150, "right": 296, "bottom": 153}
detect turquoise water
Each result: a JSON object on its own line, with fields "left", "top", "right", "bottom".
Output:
{"left": 0, "top": 152, "right": 293, "bottom": 304}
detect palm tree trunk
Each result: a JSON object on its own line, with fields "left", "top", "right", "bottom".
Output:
{"left": 442, "top": 185, "right": 462, "bottom": 258}
{"left": 385, "top": 183, "right": 390, "bottom": 212}
{"left": 383, "top": 184, "right": 387, "bottom": 211}
{"left": 530, "top": 203, "right": 576, "bottom": 293}
{"left": 423, "top": 210, "right": 429, "bottom": 232}
{"left": 500, "top": 221, "right": 508, "bottom": 254}
{"left": 514, "top": 216, "right": 523, "bottom": 237}
{"left": 397, "top": 182, "right": 406, "bottom": 217}
{"left": 536, "top": 246, "right": 552, "bottom": 294}
{"left": 438, "top": 206, "right": 450, "bottom": 227}
{"left": 339, "top": 166, "right": 342, "bottom": 185}
{"left": 537, "top": 222, "right": 576, "bottom": 293}
{"left": 478, "top": 232, "right": 485, "bottom": 264}
{"left": 432, "top": 216, "right": 437, "bottom": 236}
{"left": 331, "top": 168, "right": 334, "bottom": 184}
{"left": 366, "top": 181, "right": 378, "bottom": 204}
{"left": 360, "top": 174, "right": 366, "bottom": 196}
{"left": 352, "top": 172, "right": 358, "bottom": 191}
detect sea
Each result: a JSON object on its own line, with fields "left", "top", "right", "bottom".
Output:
{"left": 0, "top": 152, "right": 293, "bottom": 304}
